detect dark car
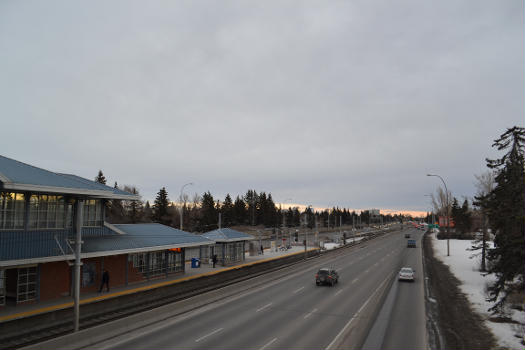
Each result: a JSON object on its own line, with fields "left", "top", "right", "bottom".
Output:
{"left": 404, "top": 233, "right": 411, "bottom": 238}
{"left": 315, "top": 268, "right": 339, "bottom": 286}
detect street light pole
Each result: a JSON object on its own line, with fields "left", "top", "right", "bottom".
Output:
{"left": 305, "top": 205, "right": 312, "bottom": 260}
{"left": 427, "top": 174, "right": 450, "bottom": 256}
{"left": 179, "top": 182, "right": 193, "bottom": 231}
{"left": 282, "top": 198, "right": 292, "bottom": 248}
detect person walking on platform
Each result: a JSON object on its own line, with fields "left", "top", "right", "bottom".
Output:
{"left": 212, "top": 254, "right": 217, "bottom": 268}
{"left": 99, "top": 269, "right": 110, "bottom": 292}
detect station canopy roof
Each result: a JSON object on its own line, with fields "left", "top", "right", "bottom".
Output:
{"left": 201, "top": 228, "right": 254, "bottom": 243}
{"left": 81, "top": 223, "right": 214, "bottom": 258}
{"left": 0, "top": 154, "right": 139, "bottom": 200}
{"left": 0, "top": 223, "right": 214, "bottom": 267}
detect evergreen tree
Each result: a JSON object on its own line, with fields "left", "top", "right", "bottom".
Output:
{"left": 450, "top": 197, "right": 460, "bottom": 235}
{"left": 199, "top": 191, "right": 217, "bottom": 231}
{"left": 107, "top": 181, "right": 124, "bottom": 223}
{"left": 222, "top": 194, "right": 234, "bottom": 227}
{"left": 485, "top": 126, "right": 525, "bottom": 312}
{"left": 143, "top": 201, "right": 152, "bottom": 222}
{"left": 244, "top": 190, "right": 258, "bottom": 226}
{"left": 152, "top": 187, "right": 170, "bottom": 224}
{"left": 458, "top": 199, "right": 472, "bottom": 235}
{"left": 123, "top": 185, "right": 143, "bottom": 223}
{"left": 233, "top": 195, "right": 247, "bottom": 225}
{"left": 95, "top": 170, "right": 107, "bottom": 185}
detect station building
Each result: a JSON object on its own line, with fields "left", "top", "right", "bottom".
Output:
{"left": 200, "top": 228, "right": 254, "bottom": 266}
{"left": 0, "top": 155, "right": 214, "bottom": 307}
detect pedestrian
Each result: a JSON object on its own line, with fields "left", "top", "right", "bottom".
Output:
{"left": 260, "top": 245, "right": 264, "bottom": 255}
{"left": 98, "top": 269, "right": 109, "bottom": 293}
{"left": 212, "top": 254, "right": 217, "bottom": 268}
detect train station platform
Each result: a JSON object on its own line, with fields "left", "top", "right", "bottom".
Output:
{"left": 0, "top": 245, "right": 311, "bottom": 323}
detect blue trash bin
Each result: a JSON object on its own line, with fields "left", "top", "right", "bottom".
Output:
{"left": 191, "top": 257, "right": 200, "bottom": 268}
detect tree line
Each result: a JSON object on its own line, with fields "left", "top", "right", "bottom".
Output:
{"left": 94, "top": 173, "right": 406, "bottom": 232}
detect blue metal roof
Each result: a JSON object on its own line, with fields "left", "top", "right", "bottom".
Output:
{"left": 0, "top": 224, "right": 213, "bottom": 266}
{"left": 0, "top": 155, "right": 138, "bottom": 200}
{"left": 82, "top": 224, "right": 214, "bottom": 255}
{"left": 201, "top": 228, "right": 254, "bottom": 242}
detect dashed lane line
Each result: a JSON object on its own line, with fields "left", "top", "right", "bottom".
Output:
{"left": 256, "top": 302, "right": 273, "bottom": 313}
{"left": 195, "top": 328, "right": 223, "bottom": 342}
{"left": 260, "top": 337, "right": 278, "bottom": 350}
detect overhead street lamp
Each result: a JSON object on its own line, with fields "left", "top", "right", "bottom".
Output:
{"left": 424, "top": 194, "right": 435, "bottom": 227}
{"left": 427, "top": 174, "right": 450, "bottom": 256}
{"left": 179, "top": 182, "right": 193, "bottom": 231}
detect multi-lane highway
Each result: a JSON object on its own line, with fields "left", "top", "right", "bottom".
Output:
{"left": 96, "top": 227, "right": 427, "bottom": 350}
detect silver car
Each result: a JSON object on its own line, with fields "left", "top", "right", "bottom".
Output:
{"left": 398, "top": 267, "right": 415, "bottom": 282}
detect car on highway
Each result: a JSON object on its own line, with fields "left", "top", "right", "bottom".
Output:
{"left": 398, "top": 267, "right": 415, "bottom": 282}
{"left": 315, "top": 268, "right": 339, "bottom": 286}
{"left": 407, "top": 239, "right": 416, "bottom": 248}
{"left": 404, "top": 233, "right": 411, "bottom": 238}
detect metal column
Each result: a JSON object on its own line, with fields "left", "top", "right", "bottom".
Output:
{"left": 73, "top": 200, "right": 84, "bottom": 333}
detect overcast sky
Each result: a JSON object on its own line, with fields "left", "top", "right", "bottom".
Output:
{"left": 1, "top": 0, "right": 523, "bottom": 215}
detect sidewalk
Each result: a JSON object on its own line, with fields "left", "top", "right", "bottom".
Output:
{"left": 0, "top": 245, "right": 310, "bottom": 323}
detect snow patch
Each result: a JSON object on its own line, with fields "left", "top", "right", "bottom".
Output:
{"left": 431, "top": 233, "right": 524, "bottom": 350}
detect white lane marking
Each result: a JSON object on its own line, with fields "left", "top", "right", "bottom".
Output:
{"left": 256, "top": 302, "right": 273, "bottom": 313}
{"left": 335, "top": 289, "right": 344, "bottom": 296}
{"left": 304, "top": 308, "right": 318, "bottom": 319}
{"left": 195, "top": 328, "right": 223, "bottom": 342}
{"left": 293, "top": 286, "right": 305, "bottom": 294}
{"left": 351, "top": 278, "right": 359, "bottom": 284}
{"left": 325, "top": 272, "right": 394, "bottom": 350}
{"left": 260, "top": 337, "right": 278, "bottom": 350}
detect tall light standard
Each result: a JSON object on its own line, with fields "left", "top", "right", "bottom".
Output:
{"left": 427, "top": 174, "right": 450, "bottom": 256}
{"left": 424, "top": 194, "right": 435, "bottom": 226}
{"left": 179, "top": 182, "right": 193, "bottom": 231}
{"left": 305, "top": 205, "right": 312, "bottom": 259}
{"left": 282, "top": 198, "right": 292, "bottom": 247}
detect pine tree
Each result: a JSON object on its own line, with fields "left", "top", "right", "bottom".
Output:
{"left": 244, "top": 190, "right": 258, "bottom": 226}
{"left": 199, "top": 191, "right": 217, "bottom": 231}
{"left": 152, "top": 187, "right": 170, "bottom": 224}
{"left": 485, "top": 126, "right": 525, "bottom": 312}
{"left": 222, "top": 194, "right": 234, "bottom": 227}
{"left": 458, "top": 199, "right": 472, "bottom": 235}
{"left": 233, "top": 195, "right": 246, "bottom": 225}
{"left": 123, "top": 186, "right": 143, "bottom": 223}
{"left": 143, "top": 201, "right": 152, "bottom": 222}
{"left": 108, "top": 181, "right": 124, "bottom": 223}
{"left": 95, "top": 170, "right": 107, "bottom": 185}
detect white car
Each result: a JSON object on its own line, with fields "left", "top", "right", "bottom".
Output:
{"left": 398, "top": 267, "right": 415, "bottom": 282}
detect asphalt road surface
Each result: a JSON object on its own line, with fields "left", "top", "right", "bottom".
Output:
{"left": 97, "top": 227, "right": 427, "bottom": 350}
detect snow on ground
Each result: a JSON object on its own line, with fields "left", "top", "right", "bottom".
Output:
{"left": 322, "top": 237, "right": 365, "bottom": 250}
{"left": 322, "top": 242, "right": 341, "bottom": 250}
{"left": 431, "top": 233, "right": 525, "bottom": 350}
